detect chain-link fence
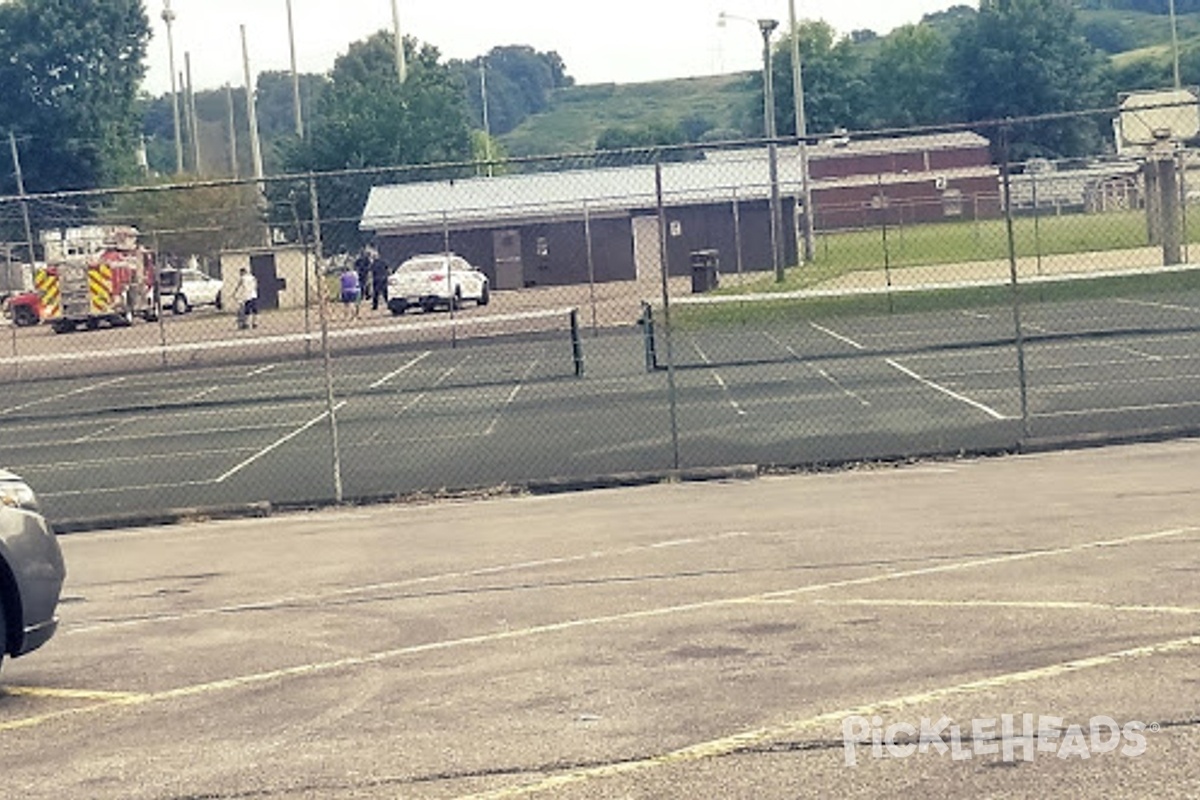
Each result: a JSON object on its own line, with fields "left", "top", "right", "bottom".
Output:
{"left": 4, "top": 109, "right": 1200, "bottom": 524}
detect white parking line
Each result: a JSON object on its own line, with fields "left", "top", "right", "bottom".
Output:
{"left": 245, "top": 364, "right": 278, "bottom": 378}
{"left": 0, "top": 377, "right": 126, "bottom": 416}
{"left": 215, "top": 402, "right": 348, "bottom": 483}
{"left": 369, "top": 351, "right": 432, "bottom": 389}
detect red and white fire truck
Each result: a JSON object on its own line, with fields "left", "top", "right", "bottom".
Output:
{"left": 34, "top": 226, "right": 158, "bottom": 334}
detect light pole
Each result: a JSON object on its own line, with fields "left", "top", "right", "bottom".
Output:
{"left": 759, "top": 18, "right": 785, "bottom": 283}
{"left": 162, "top": 0, "right": 184, "bottom": 174}
{"left": 719, "top": 12, "right": 786, "bottom": 282}
{"left": 390, "top": 0, "right": 407, "bottom": 84}
{"left": 788, "top": 0, "right": 815, "bottom": 264}
{"left": 286, "top": 0, "right": 304, "bottom": 138}
{"left": 1170, "top": 0, "right": 1182, "bottom": 89}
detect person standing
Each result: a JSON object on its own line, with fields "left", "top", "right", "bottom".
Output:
{"left": 340, "top": 264, "right": 361, "bottom": 320}
{"left": 370, "top": 250, "right": 390, "bottom": 312}
{"left": 233, "top": 267, "right": 259, "bottom": 329}
{"left": 355, "top": 247, "right": 373, "bottom": 304}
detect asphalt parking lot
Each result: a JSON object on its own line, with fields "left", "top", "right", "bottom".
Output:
{"left": 1, "top": 438, "right": 1198, "bottom": 798}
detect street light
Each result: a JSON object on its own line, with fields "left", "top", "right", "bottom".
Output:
{"left": 162, "top": 0, "right": 184, "bottom": 174}
{"left": 720, "top": 12, "right": 785, "bottom": 282}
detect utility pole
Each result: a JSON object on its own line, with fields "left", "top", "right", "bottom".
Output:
{"left": 480, "top": 58, "right": 494, "bottom": 177}
{"left": 1170, "top": 0, "right": 1182, "bottom": 89}
{"left": 162, "top": 0, "right": 184, "bottom": 174}
{"left": 185, "top": 52, "right": 202, "bottom": 175}
{"left": 225, "top": 83, "right": 239, "bottom": 178}
{"left": 241, "top": 25, "right": 266, "bottom": 187}
{"left": 286, "top": 0, "right": 304, "bottom": 138}
{"left": 788, "top": 0, "right": 815, "bottom": 264}
{"left": 390, "top": 0, "right": 407, "bottom": 84}
{"left": 8, "top": 132, "right": 38, "bottom": 266}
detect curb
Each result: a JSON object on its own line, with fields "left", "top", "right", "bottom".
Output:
{"left": 54, "top": 501, "right": 273, "bottom": 535}
{"left": 48, "top": 466, "right": 762, "bottom": 535}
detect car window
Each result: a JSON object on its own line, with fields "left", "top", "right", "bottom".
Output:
{"left": 398, "top": 256, "right": 447, "bottom": 273}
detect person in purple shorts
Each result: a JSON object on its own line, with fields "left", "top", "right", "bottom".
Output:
{"left": 340, "top": 265, "right": 361, "bottom": 320}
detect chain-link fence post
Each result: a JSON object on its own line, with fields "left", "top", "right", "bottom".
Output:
{"left": 1001, "top": 126, "right": 1032, "bottom": 438}
{"left": 583, "top": 200, "right": 598, "bottom": 336}
{"left": 655, "top": 160, "right": 680, "bottom": 471}
{"left": 310, "top": 172, "right": 344, "bottom": 503}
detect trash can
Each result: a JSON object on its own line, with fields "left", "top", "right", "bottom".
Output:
{"left": 690, "top": 249, "right": 720, "bottom": 293}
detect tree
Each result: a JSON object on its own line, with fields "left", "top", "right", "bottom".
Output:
{"left": 949, "top": 0, "right": 1111, "bottom": 159}
{"left": 0, "top": 0, "right": 150, "bottom": 194}
{"left": 868, "top": 24, "right": 959, "bottom": 128}
{"left": 770, "top": 21, "right": 870, "bottom": 138}
{"left": 454, "top": 46, "right": 574, "bottom": 136}
{"left": 107, "top": 180, "right": 266, "bottom": 265}
{"left": 278, "top": 32, "right": 474, "bottom": 252}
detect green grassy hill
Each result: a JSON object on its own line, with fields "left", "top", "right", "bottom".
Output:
{"left": 498, "top": 9, "right": 1200, "bottom": 159}
{"left": 498, "top": 73, "right": 753, "bottom": 157}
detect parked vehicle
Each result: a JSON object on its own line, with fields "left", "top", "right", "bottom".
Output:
{"left": 2, "top": 291, "right": 41, "bottom": 327}
{"left": 158, "top": 267, "right": 224, "bottom": 314}
{"left": 36, "top": 226, "right": 157, "bottom": 334}
{"left": 387, "top": 253, "right": 490, "bottom": 315}
{"left": 0, "top": 469, "right": 65, "bottom": 674}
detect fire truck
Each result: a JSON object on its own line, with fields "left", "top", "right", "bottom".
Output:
{"left": 35, "top": 226, "right": 158, "bottom": 334}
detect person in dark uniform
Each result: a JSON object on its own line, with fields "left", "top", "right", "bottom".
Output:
{"left": 370, "top": 250, "right": 390, "bottom": 312}
{"left": 354, "top": 247, "right": 372, "bottom": 303}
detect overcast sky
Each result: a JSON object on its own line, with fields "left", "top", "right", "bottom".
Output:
{"left": 145, "top": 1, "right": 963, "bottom": 95}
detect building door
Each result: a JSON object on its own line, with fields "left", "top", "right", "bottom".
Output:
{"left": 631, "top": 216, "right": 663, "bottom": 286}
{"left": 493, "top": 230, "right": 524, "bottom": 290}
{"left": 249, "top": 254, "right": 281, "bottom": 310}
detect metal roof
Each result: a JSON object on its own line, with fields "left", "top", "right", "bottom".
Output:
{"left": 360, "top": 132, "right": 994, "bottom": 232}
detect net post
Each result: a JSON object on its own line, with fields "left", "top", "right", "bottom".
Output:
{"left": 570, "top": 307, "right": 584, "bottom": 377}
{"left": 641, "top": 301, "right": 657, "bottom": 372}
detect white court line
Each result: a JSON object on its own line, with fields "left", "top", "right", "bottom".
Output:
{"left": 810, "top": 321, "right": 865, "bottom": 350}
{"left": 369, "top": 351, "right": 432, "bottom": 389}
{"left": 0, "top": 376, "right": 126, "bottom": 416}
{"left": 1026, "top": 322, "right": 1163, "bottom": 363}
{"left": 1034, "top": 398, "right": 1200, "bottom": 419}
{"left": 19, "top": 447, "right": 262, "bottom": 476}
{"left": 215, "top": 402, "right": 348, "bottom": 483}
{"left": 486, "top": 359, "right": 541, "bottom": 436}
{"left": 1116, "top": 297, "right": 1200, "bottom": 314}
{"left": 691, "top": 342, "right": 747, "bottom": 416}
{"left": 763, "top": 332, "right": 870, "bottom": 407}
{"left": 40, "top": 478, "right": 219, "bottom": 499}
{"left": 885, "top": 359, "right": 1009, "bottom": 420}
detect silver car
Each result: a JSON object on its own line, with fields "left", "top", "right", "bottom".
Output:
{"left": 0, "top": 470, "right": 65, "bottom": 672}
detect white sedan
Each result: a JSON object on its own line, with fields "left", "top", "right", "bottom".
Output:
{"left": 386, "top": 254, "right": 490, "bottom": 315}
